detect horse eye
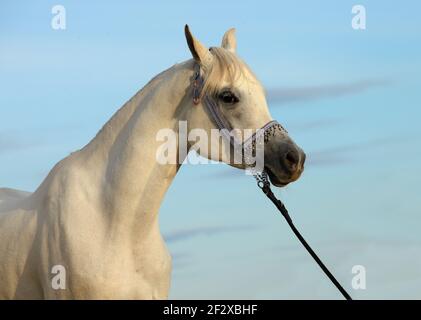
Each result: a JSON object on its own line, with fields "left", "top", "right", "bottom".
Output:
{"left": 218, "top": 91, "right": 239, "bottom": 105}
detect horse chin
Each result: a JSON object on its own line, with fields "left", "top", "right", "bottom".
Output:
{"left": 265, "top": 167, "right": 289, "bottom": 188}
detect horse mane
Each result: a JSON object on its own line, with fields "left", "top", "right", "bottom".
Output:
{"left": 85, "top": 49, "right": 261, "bottom": 153}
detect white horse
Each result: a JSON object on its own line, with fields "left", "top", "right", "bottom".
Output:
{"left": 0, "top": 26, "right": 305, "bottom": 299}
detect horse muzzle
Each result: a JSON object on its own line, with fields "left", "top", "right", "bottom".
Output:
{"left": 262, "top": 127, "right": 306, "bottom": 187}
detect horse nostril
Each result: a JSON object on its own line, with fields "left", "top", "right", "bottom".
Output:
{"left": 284, "top": 150, "right": 299, "bottom": 170}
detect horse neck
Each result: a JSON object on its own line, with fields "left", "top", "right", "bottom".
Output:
{"left": 77, "top": 61, "right": 193, "bottom": 239}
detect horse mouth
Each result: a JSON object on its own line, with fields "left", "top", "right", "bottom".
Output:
{"left": 265, "top": 167, "right": 289, "bottom": 187}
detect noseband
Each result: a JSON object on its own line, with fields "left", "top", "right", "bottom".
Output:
{"left": 189, "top": 62, "right": 352, "bottom": 300}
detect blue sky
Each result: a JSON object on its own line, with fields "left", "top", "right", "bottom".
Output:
{"left": 1, "top": 1, "right": 421, "bottom": 299}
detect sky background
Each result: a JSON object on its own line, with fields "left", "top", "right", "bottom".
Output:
{"left": 1, "top": 1, "right": 421, "bottom": 299}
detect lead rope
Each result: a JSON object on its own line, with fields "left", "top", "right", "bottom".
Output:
{"left": 192, "top": 62, "right": 351, "bottom": 299}
{"left": 254, "top": 172, "right": 352, "bottom": 300}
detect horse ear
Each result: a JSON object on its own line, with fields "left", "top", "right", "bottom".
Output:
{"left": 184, "top": 25, "right": 212, "bottom": 67}
{"left": 221, "top": 28, "right": 236, "bottom": 53}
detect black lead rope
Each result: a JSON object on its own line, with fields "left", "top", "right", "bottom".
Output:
{"left": 192, "top": 61, "right": 351, "bottom": 299}
{"left": 256, "top": 177, "right": 352, "bottom": 300}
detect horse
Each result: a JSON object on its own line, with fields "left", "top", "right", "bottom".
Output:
{"left": 0, "top": 25, "right": 305, "bottom": 299}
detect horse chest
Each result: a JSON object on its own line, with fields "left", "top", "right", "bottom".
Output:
{"left": 76, "top": 237, "right": 172, "bottom": 299}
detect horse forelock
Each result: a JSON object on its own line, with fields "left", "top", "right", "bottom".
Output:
{"left": 200, "top": 47, "right": 261, "bottom": 98}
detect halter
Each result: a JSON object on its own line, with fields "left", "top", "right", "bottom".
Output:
{"left": 190, "top": 62, "right": 352, "bottom": 300}
{"left": 192, "top": 62, "right": 284, "bottom": 162}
